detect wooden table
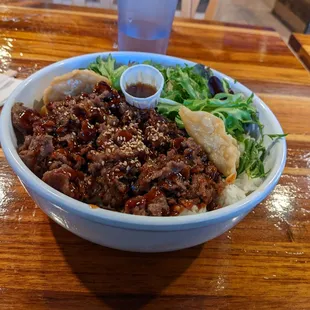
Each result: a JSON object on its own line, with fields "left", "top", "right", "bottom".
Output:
{"left": 1, "top": 2, "right": 310, "bottom": 309}
{"left": 289, "top": 33, "right": 310, "bottom": 70}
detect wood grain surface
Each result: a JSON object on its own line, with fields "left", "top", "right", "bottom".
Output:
{"left": 1, "top": 2, "right": 310, "bottom": 309}
{"left": 289, "top": 33, "right": 310, "bottom": 70}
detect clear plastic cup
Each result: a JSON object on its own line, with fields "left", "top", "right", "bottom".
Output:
{"left": 117, "top": 0, "right": 178, "bottom": 54}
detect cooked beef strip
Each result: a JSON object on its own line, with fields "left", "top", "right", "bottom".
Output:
{"left": 12, "top": 81, "right": 224, "bottom": 216}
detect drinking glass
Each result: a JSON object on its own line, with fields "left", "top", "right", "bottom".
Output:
{"left": 117, "top": 0, "right": 178, "bottom": 54}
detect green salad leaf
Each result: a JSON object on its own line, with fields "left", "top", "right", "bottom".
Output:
{"left": 267, "top": 133, "right": 288, "bottom": 140}
{"left": 237, "top": 133, "right": 287, "bottom": 178}
{"left": 156, "top": 99, "right": 181, "bottom": 120}
{"left": 237, "top": 137, "right": 268, "bottom": 178}
{"left": 87, "top": 54, "right": 128, "bottom": 90}
{"left": 192, "top": 64, "right": 213, "bottom": 80}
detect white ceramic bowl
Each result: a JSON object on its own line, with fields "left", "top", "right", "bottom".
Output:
{"left": 0, "top": 52, "right": 286, "bottom": 252}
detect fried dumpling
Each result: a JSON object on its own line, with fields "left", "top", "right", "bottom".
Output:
{"left": 43, "top": 69, "right": 109, "bottom": 105}
{"left": 179, "top": 106, "right": 240, "bottom": 180}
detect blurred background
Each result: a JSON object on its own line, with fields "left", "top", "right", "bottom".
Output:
{"left": 48, "top": 0, "right": 310, "bottom": 42}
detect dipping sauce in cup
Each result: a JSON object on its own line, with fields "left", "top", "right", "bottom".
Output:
{"left": 126, "top": 82, "right": 157, "bottom": 98}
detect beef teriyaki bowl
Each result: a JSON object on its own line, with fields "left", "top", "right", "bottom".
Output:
{"left": 0, "top": 52, "right": 286, "bottom": 252}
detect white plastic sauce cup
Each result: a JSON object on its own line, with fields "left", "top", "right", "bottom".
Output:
{"left": 120, "top": 64, "right": 164, "bottom": 109}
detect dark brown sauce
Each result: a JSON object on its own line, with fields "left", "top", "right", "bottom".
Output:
{"left": 18, "top": 109, "right": 40, "bottom": 133}
{"left": 126, "top": 82, "right": 157, "bottom": 98}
